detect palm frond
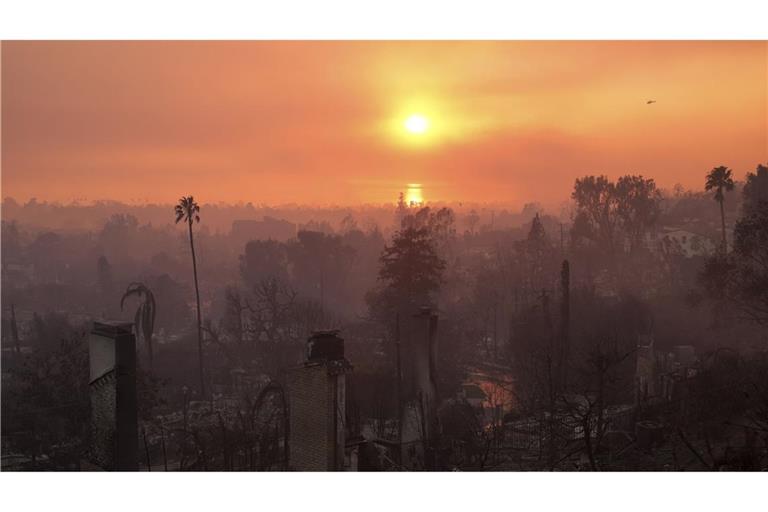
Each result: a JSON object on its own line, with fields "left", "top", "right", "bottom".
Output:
{"left": 705, "top": 166, "right": 735, "bottom": 199}
{"left": 120, "top": 282, "right": 147, "bottom": 311}
{"left": 174, "top": 196, "right": 201, "bottom": 223}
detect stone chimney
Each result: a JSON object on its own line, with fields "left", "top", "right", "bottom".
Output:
{"left": 286, "top": 330, "right": 352, "bottom": 471}
{"left": 399, "top": 307, "right": 439, "bottom": 469}
{"left": 88, "top": 321, "right": 138, "bottom": 470}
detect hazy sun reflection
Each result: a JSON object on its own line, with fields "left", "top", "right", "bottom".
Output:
{"left": 406, "top": 184, "right": 424, "bottom": 205}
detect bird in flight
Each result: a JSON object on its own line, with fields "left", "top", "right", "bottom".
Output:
{"left": 646, "top": 100, "right": 657, "bottom": 104}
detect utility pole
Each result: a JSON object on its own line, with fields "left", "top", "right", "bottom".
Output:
{"left": 320, "top": 266, "right": 325, "bottom": 326}
{"left": 395, "top": 312, "right": 403, "bottom": 465}
{"left": 493, "top": 300, "right": 498, "bottom": 361}
{"left": 10, "top": 304, "right": 20, "bottom": 354}
{"left": 559, "top": 260, "right": 570, "bottom": 392}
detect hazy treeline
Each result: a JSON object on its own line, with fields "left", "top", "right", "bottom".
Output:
{"left": 2, "top": 163, "right": 767, "bottom": 470}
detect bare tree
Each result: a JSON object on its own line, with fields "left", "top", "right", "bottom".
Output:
{"left": 559, "top": 338, "right": 634, "bottom": 470}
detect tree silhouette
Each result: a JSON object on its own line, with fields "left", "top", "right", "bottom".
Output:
{"left": 466, "top": 209, "right": 480, "bottom": 235}
{"left": 121, "top": 282, "right": 157, "bottom": 369}
{"left": 702, "top": 205, "right": 768, "bottom": 326}
{"left": 743, "top": 163, "right": 768, "bottom": 216}
{"left": 369, "top": 226, "right": 446, "bottom": 327}
{"left": 614, "top": 175, "right": 662, "bottom": 253}
{"left": 572, "top": 175, "right": 618, "bottom": 256}
{"left": 705, "top": 166, "right": 735, "bottom": 250}
{"left": 523, "top": 213, "right": 553, "bottom": 291}
{"left": 287, "top": 230, "right": 355, "bottom": 317}
{"left": 572, "top": 174, "right": 661, "bottom": 257}
{"left": 175, "top": 196, "right": 205, "bottom": 396}
{"left": 395, "top": 191, "right": 409, "bottom": 228}
{"left": 239, "top": 239, "right": 289, "bottom": 288}
{"left": 96, "top": 255, "right": 114, "bottom": 299}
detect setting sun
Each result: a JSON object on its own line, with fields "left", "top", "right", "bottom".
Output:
{"left": 2, "top": 36, "right": 768, "bottom": 479}
{"left": 404, "top": 114, "right": 429, "bottom": 134}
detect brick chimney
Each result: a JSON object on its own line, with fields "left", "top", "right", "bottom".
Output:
{"left": 286, "top": 330, "right": 352, "bottom": 471}
{"left": 88, "top": 321, "right": 138, "bottom": 470}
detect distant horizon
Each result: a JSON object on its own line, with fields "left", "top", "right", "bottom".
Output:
{"left": 3, "top": 32, "right": 768, "bottom": 480}
{"left": 3, "top": 41, "right": 766, "bottom": 206}
{"left": 0, "top": 171, "right": 756, "bottom": 212}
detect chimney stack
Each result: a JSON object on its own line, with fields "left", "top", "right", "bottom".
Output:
{"left": 88, "top": 321, "right": 138, "bottom": 471}
{"left": 399, "top": 307, "right": 439, "bottom": 469}
{"left": 287, "top": 330, "right": 352, "bottom": 471}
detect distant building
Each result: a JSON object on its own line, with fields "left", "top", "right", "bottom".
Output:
{"left": 656, "top": 228, "right": 717, "bottom": 258}
{"left": 635, "top": 333, "right": 699, "bottom": 407}
{"left": 635, "top": 334, "right": 657, "bottom": 402}
{"left": 1, "top": 261, "right": 35, "bottom": 287}
{"left": 286, "top": 330, "right": 352, "bottom": 471}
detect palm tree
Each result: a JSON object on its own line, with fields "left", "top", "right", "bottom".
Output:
{"left": 121, "top": 282, "right": 156, "bottom": 368}
{"left": 175, "top": 196, "right": 205, "bottom": 396}
{"left": 705, "top": 166, "right": 735, "bottom": 250}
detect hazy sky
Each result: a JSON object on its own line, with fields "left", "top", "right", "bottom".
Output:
{"left": 2, "top": 41, "right": 766, "bottom": 207}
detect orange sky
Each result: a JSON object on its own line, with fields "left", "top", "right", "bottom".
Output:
{"left": 2, "top": 41, "right": 766, "bottom": 207}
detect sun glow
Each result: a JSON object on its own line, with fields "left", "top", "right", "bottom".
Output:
{"left": 385, "top": 96, "right": 491, "bottom": 150}
{"left": 383, "top": 100, "right": 441, "bottom": 148}
{"left": 405, "top": 184, "right": 424, "bottom": 205}
{"left": 404, "top": 114, "right": 429, "bottom": 134}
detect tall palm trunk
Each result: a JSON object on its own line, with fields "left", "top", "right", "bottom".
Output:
{"left": 718, "top": 197, "right": 727, "bottom": 251}
{"left": 10, "top": 303, "right": 20, "bottom": 354}
{"left": 144, "top": 311, "right": 154, "bottom": 370}
{"left": 188, "top": 219, "right": 205, "bottom": 396}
